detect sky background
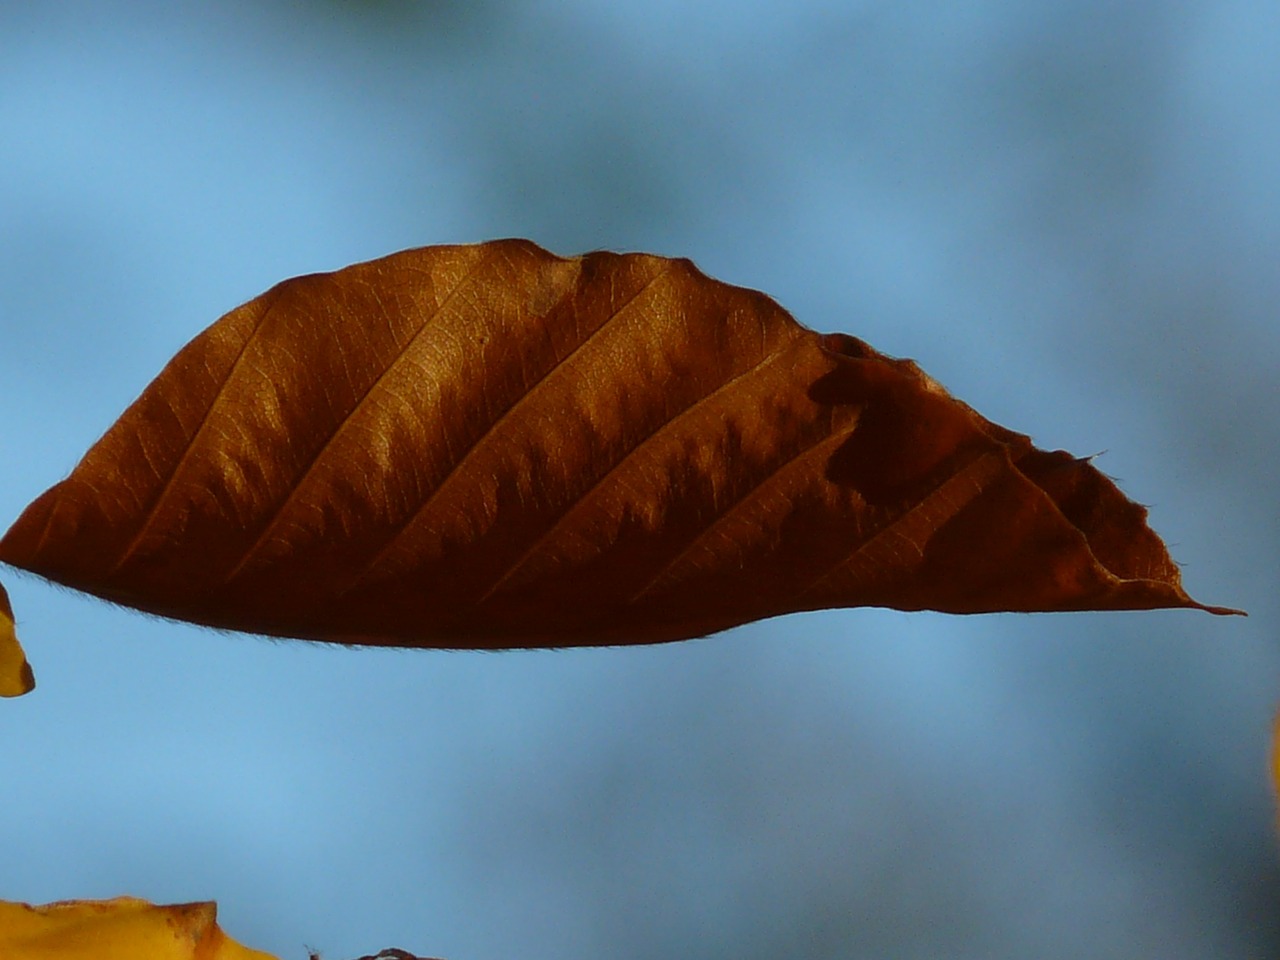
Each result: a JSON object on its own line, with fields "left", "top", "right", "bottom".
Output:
{"left": 1, "top": 2, "right": 1277, "bottom": 958}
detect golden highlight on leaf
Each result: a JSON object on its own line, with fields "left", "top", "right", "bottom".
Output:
{"left": 0, "top": 240, "right": 1241, "bottom": 651}
{"left": 0, "top": 581, "right": 35, "bottom": 697}
{"left": 0, "top": 897, "right": 276, "bottom": 960}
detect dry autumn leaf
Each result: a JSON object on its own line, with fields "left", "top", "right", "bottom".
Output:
{"left": 0, "top": 897, "right": 275, "bottom": 960}
{"left": 0, "top": 239, "right": 1240, "bottom": 667}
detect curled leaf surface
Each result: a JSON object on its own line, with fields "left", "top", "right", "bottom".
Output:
{"left": 0, "top": 240, "right": 1239, "bottom": 648}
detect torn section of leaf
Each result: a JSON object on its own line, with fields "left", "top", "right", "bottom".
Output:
{"left": 0, "top": 897, "right": 276, "bottom": 960}
{"left": 0, "top": 240, "right": 1242, "bottom": 652}
{"left": 0, "top": 581, "right": 35, "bottom": 697}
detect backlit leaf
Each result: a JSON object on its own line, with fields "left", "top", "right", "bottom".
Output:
{"left": 0, "top": 897, "right": 276, "bottom": 960}
{"left": 0, "top": 240, "right": 1240, "bottom": 652}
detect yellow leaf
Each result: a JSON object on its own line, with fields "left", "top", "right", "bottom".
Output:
{"left": 0, "top": 581, "right": 35, "bottom": 697}
{"left": 0, "top": 897, "right": 276, "bottom": 960}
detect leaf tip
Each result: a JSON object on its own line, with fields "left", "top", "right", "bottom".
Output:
{"left": 1198, "top": 602, "right": 1248, "bottom": 617}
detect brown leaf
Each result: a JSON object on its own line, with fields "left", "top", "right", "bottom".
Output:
{"left": 0, "top": 240, "right": 1241, "bottom": 649}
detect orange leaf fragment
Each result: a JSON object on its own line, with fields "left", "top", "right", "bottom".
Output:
{"left": 0, "top": 240, "right": 1241, "bottom": 650}
{"left": 1272, "top": 708, "right": 1280, "bottom": 829}
{"left": 0, "top": 581, "right": 35, "bottom": 697}
{"left": 0, "top": 896, "right": 275, "bottom": 960}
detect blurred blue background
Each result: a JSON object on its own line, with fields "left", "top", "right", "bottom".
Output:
{"left": 2, "top": 3, "right": 1277, "bottom": 957}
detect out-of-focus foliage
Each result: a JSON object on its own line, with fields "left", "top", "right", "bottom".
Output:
{"left": 1273, "top": 710, "right": 1280, "bottom": 826}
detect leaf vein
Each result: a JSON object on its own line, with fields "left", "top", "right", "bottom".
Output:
{"left": 478, "top": 336, "right": 797, "bottom": 602}
{"left": 629, "top": 414, "right": 862, "bottom": 604}
{"left": 340, "top": 259, "right": 672, "bottom": 594}
{"left": 220, "top": 255, "right": 492, "bottom": 586}
{"left": 108, "top": 288, "right": 287, "bottom": 575}
{"left": 798, "top": 449, "right": 1005, "bottom": 598}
